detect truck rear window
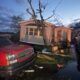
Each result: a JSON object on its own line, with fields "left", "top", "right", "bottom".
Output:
{"left": 0, "top": 37, "right": 12, "bottom": 47}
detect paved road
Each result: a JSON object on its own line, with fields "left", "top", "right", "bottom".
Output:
{"left": 55, "top": 61, "right": 80, "bottom": 80}
{"left": 53, "top": 45, "right": 80, "bottom": 80}
{"left": 70, "top": 45, "right": 77, "bottom": 60}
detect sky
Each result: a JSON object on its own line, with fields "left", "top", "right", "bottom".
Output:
{"left": 0, "top": 0, "right": 80, "bottom": 25}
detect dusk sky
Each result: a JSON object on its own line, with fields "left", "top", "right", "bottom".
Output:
{"left": 0, "top": 0, "right": 80, "bottom": 25}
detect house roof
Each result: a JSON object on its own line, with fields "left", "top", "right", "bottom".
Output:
{"left": 20, "top": 19, "right": 56, "bottom": 28}
{"left": 55, "top": 26, "right": 72, "bottom": 30}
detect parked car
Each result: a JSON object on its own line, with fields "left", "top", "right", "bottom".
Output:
{"left": 0, "top": 37, "right": 36, "bottom": 77}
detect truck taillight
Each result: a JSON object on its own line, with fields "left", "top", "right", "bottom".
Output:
{"left": 6, "top": 54, "right": 17, "bottom": 65}
{"left": 0, "top": 54, "right": 8, "bottom": 66}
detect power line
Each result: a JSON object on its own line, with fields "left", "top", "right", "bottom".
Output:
{"left": 52, "top": 0, "right": 63, "bottom": 26}
{"left": 53, "top": 0, "right": 63, "bottom": 12}
{"left": 45, "top": 0, "right": 63, "bottom": 20}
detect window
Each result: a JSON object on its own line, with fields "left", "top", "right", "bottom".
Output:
{"left": 34, "top": 28, "right": 38, "bottom": 36}
{"left": 57, "top": 30, "right": 62, "bottom": 41}
{"left": 63, "top": 32, "right": 67, "bottom": 40}
{"left": 0, "top": 37, "right": 12, "bottom": 47}
{"left": 40, "top": 31, "right": 42, "bottom": 36}
{"left": 29, "top": 28, "right": 33, "bottom": 35}
{"left": 26, "top": 28, "right": 28, "bottom": 35}
{"left": 26, "top": 27, "right": 42, "bottom": 37}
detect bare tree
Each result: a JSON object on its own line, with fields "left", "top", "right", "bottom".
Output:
{"left": 38, "top": 0, "right": 47, "bottom": 45}
{"left": 15, "top": 0, "right": 63, "bottom": 46}
{"left": 10, "top": 15, "right": 23, "bottom": 32}
{"left": 26, "top": 0, "right": 49, "bottom": 45}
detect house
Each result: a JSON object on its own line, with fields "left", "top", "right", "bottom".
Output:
{"left": 52, "top": 27, "right": 72, "bottom": 53}
{"left": 20, "top": 19, "right": 72, "bottom": 46}
{"left": 53, "top": 27, "right": 72, "bottom": 43}
{"left": 20, "top": 19, "right": 55, "bottom": 45}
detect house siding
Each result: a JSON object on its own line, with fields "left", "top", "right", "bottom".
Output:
{"left": 20, "top": 25, "right": 53, "bottom": 45}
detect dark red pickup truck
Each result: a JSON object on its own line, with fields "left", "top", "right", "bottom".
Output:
{"left": 0, "top": 37, "right": 36, "bottom": 77}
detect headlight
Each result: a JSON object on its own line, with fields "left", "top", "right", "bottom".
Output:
{"left": 6, "top": 54, "right": 17, "bottom": 65}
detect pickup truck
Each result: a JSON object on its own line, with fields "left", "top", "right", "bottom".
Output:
{"left": 0, "top": 37, "right": 36, "bottom": 77}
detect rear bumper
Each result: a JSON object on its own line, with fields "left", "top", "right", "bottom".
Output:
{"left": 0, "top": 53, "right": 37, "bottom": 77}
